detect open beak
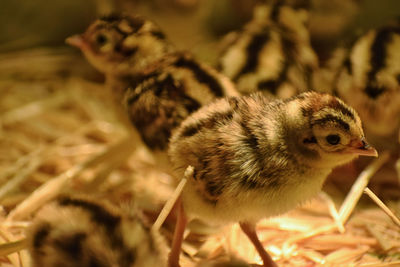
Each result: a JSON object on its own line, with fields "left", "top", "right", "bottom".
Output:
{"left": 346, "top": 138, "right": 378, "bottom": 157}
{"left": 65, "top": 34, "right": 86, "bottom": 49}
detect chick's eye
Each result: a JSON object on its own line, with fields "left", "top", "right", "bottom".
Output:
{"left": 95, "top": 33, "right": 108, "bottom": 46}
{"left": 326, "top": 134, "right": 341, "bottom": 145}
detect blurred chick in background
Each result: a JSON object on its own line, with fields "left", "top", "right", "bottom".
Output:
{"left": 67, "top": 14, "right": 239, "bottom": 155}
{"left": 218, "top": 1, "right": 318, "bottom": 99}
{"left": 27, "top": 195, "right": 167, "bottom": 267}
{"left": 316, "top": 24, "right": 400, "bottom": 152}
{"left": 336, "top": 25, "right": 400, "bottom": 149}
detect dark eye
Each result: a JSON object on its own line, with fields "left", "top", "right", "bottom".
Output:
{"left": 326, "top": 134, "right": 341, "bottom": 145}
{"left": 95, "top": 33, "right": 108, "bottom": 46}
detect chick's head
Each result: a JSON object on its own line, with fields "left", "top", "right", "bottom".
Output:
{"left": 288, "top": 92, "right": 377, "bottom": 168}
{"left": 66, "top": 14, "right": 172, "bottom": 75}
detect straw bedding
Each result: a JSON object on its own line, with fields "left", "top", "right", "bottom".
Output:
{"left": 0, "top": 46, "right": 399, "bottom": 267}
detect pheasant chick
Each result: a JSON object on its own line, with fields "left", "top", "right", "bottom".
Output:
{"left": 168, "top": 91, "right": 377, "bottom": 267}
{"left": 67, "top": 14, "right": 239, "bottom": 151}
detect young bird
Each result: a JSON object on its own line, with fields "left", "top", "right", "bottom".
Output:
{"left": 332, "top": 25, "right": 400, "bottom": 150}
{"left": 67, "top": 14, "right": 238, "bottom": 151}
{"left": 218, "top": 2, "right": 318, "bottom": 99}
{"left": 27, "top": 195, "right": 167, "bottom": 267}
{"left": 168, "top": 91, "right": 377, "bottom": 267}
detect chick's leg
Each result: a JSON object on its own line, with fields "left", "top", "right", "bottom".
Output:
{"left": 239, "top": 222, "right": 277, "bottom": 267}
{"left": 168, "top": 198, "right": 187, "bottom": 267}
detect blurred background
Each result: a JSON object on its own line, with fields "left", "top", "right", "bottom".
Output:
{"left": 1, "top": 0, "right": 400, "bottom": 61}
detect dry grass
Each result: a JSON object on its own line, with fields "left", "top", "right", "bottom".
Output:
{"left": 0, "top": 48, "right": 399, "bottom": 267}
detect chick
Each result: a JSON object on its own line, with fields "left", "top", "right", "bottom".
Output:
{"left": 168, "top": 91, "right": 377, "bottom": 267}
{"left": 67, "top": 14, "right": 238, "bottom": 151}
{"left": 332, "top": 25, "right": 400, "bottom": 150}
{"left": 27, "top": 195, "right": 167, "bottom": 267}
{"left": 218, "top": 2, "right": 318, "bottom": 99}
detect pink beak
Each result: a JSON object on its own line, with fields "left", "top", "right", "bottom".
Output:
{"left": 346, "top": 138, "right": 378, "bottom": 157}
{"left": 66, "top": 34, "right": 86, "bottom": 50}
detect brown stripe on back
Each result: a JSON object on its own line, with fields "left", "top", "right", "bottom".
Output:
{"left": 270, "top": 2, "right": 284, "bottom": 22}
{"left": 343, "top": 57, "right": 352, "bottom": 75}
{"left": 32, "top": 222, "right": 52, "bottom": 249}
{"left": 124, "top": 74, "right": 202, "bottom": 149}
{"left": 179, "top": 109, "right": 234, "bottom": 138}
{"left": 174, "top": 57, "right": 225, "bottom": 97}
{"left": 368, "top": 27, "right": 400, "bottom": 81}
{"left": 119, "top": 248, "right": 137, "bottom": 267}
{"left": 57, "top": 197, "right": 126, "bottom": 251}
{"left": 124, "top": 73, "right": 201, "bottom": 111}
{"left": 364, "top": 85, "right": 386, "bottom": 99}
{"left": 239, "top": 120, "right": 259, "bottom": 152}
{"left": 234, "top": 31, "right": 271, "bottom": 80}
{"left": 180, "top": 123, "right": 202, "bottom": 138}
{"left": 57, "top": 197, "right": 134, "bottom": 267}
{"left": 53, "top": 232, "right": 87, "bottom": 258}
{"left": 58, "top": 197, "right": 121, "bottom": 235}
{"left": 366, "top": 26, "right": 400, "bottom": 99}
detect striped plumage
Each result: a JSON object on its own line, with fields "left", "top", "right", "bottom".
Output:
{"left": 27, "top": 195, "right": 166, "bottom": 267}
{"left": 167, "top": 91, "right": 377, "bottom": 267}
{"left": 218, "top": 3, "right": 318, "bottom": 98}
{"left": 313, "top": 24, "right": 400, "bottom": 150}
{"left": 67, "top": 14, "right": 239, "bottom": 151}
{"left": 115, "top": 52, "right": 238, "bottom": 150}
{"left": 334, "top": 25, "right": 400, "bottom": 142}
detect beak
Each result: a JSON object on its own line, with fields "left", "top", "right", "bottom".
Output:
{"left": 66, "top": 34, "right": 86, "bottom": 49}
{"left": 346, "top": 138, "right": 378, "bottom": 157}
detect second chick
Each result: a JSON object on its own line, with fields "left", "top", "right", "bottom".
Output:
{"left": 67, "top": 14, "right": 239, "bottom": 152}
